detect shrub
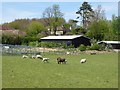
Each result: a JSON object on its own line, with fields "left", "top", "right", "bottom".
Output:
{"left": 86, "top": 46, "right": 91, "bottom": 50}
{"left": 79, "top": 44, "right": 86, "bottom": 51}
{"left": 99, "top": 44, "right": 105, "bottom": 51}
{"left": 67, "top": 44, "right": 74, "bottom": 48}
{"left": 40, "top": 42, "right": 49, "bottom": 47}
{"left": 28, "top": 41, "right": 40, "bottom": 47}
{"left": 89, "top": 44, "right": 100, "bottom": 50}
{"left": 29, "top": 41, "right": 36, "bottom": 46}
{"left": 39, "top": 42, "right": 76, "bottom": 49}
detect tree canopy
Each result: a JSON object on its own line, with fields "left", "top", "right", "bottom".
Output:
{"left": 76, "top": 2, "right": 94, "bottom": 30}
{"left": 27, "top": 21, "right": 47, "bottom": 36}
{"left": 1, "top": 2, "right": 119, "bottom": 45}
{"left": 43, "top": 4, "right": 65, "bottom": 35}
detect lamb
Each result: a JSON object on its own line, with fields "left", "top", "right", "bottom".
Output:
{"left": 31, "top": 55, "right": 36, "bottom": 59}
{"left": 36, "top": 55, "right": 42, "bottom": 59}
{"left": 42, "top": 58, "right": 50, "bottom": 63}
{"left": 90, "top": 52, "right": 96, "bottom": 55}
{"left": 22, "top": 55, "right": 28, "bottom": 58}
{"left": 80, "top": 58, "right": 86, "bottom": 63}
{"left": 66, "top": 52, "right": 70, "bottom": 55}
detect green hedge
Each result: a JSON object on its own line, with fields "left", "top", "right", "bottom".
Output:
{"left": 86, "top": 44, "right": 105, "bottom": 51}
{"left": 79, "top": 44, "right": 86, "bottom": 51}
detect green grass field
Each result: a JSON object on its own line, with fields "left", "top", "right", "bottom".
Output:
{"left": 2, "top": 52, "right": 118, "bottom": 88}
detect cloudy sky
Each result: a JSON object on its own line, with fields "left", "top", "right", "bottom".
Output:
{"left": 1, "top": 0, "right": 119, "bottom": 24}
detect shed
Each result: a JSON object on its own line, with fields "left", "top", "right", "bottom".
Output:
{"left": 40, "top": 35, "right": 91, "bottom": 48}
{"left": 97, "top": 41, "right": 120, "bottom": 49}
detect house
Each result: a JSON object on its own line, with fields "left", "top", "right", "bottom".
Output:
{"left": 48, "top": 26, "right": 71, "bottom": 35}
{"left": 0, "top": 25, "right": 12, "bottom": 30}
{"left": 97, "top": 41, "right": 120, "bottom": 49}
{"left": 0, "top": 26, "right": 26, "bottom": 36}
{"left": 41, "top": 35, "right": 91, "bottom": 48}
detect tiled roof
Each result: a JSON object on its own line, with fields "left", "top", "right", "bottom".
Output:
{"left": 0, "top": 26, "right": 12, "bottom": 30}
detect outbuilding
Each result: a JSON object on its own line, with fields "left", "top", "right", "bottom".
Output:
{"left": 40, "top": 35, "right": 91, "bottom": 48}
{"left": 97, "top": 41, "right": 120, "bottom": 49}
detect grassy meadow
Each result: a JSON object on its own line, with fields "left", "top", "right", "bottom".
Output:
{"left": 2, "top": 52, "right": 118, "bottom": 88}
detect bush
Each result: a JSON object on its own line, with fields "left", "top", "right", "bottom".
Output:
{"left": 99, "top": 44, "right": 105, "bottom": 51}
{"left": 79, "top": 44, "right": 86, "bottom": 51}
{"left": 29, "top": 41, "right": 36, "bottom": 46}
{"left": 86, "top": 46, "right": 91, "bottom": 50}
{"left": 67, "top": 44, "right": 74, "bottom": 48}
{"left": 89, "top": 44, "right": 100, "bottom": 50}
{"left": 40, "top": 42, "right": 49, "bottom": 47}
{"left": 2, "top": 34, "right": 23, "bottom": 45}
{"left": 40, "top": 42, "right": 61, "bottom": 48}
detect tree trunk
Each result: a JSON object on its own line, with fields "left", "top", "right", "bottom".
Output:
{"left": 53, "top": 26, "right": 57, "bottom": 35}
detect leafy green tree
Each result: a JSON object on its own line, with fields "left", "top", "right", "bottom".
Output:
{"left": 62, "top": 23, "right": 71, "bottom": 35}
{"left": 8, "top": 19, "right": 30, "bottom": 30}
{"left": 76, "top": 2, "right": 94, "bottom": 30}
{"left": 43, "top": 4, "right": 64, "bottom": 35}
{"left": 87, "top": 19, "right": 109, "bottom": 41}
{"left": 104, "top": 15, "right": 120, "bottom": 41}
{"left": 71, "top": 26, "right": 85, "bottom": 35}
{"left": 27, "top": 21, "right": 47, "bottom": 36}
{"left": 104, "top": 20, "right": 114, "bottom": 40}
{"left": 9, "top": 21, "right": 20, "bottom": 29}
{"left": 52, "top": 4, "right": 64, "bottom": 35}
{"left": 68, "top": 19, "right": 78, "bottom": 29}
{"left": 111, "top": 15, "right": 120, "bottom": 40}
{"left": 86, "top": 5, "right": 112, "bottom": 41}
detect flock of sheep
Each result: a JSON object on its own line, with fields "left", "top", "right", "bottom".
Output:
{"left": 22, "top": 54, "right": 87, "bottom": 64}
{"left": 22, "top": 54, "right": 50, "bottom": 63}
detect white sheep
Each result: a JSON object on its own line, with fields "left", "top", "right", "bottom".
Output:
{"left": 31, "top": 55, "right": 36, "bottom": 59}
{"left": 66, "top": 52, "right": 70, "bottom": 55}
{"left": 80, "top": 58, "right": 86, "bottom": 63}
{"left": 22, "top": 55, "right": 28, "bottom": 58}
{"left": 36, "top": 55, "right": 42, "bottom": 59}
{"left": 42, "top": 58, "right": 50, "bottom": 63}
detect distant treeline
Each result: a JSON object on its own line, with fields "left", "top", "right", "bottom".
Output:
{"left": 1, "top": 2, "right": 120, "bottom": 46}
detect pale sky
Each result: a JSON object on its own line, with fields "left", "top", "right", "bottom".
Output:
{"left": 1, "top": 0, "right": 119, "bottom": 24}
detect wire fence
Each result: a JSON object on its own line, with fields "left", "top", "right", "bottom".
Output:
{"left": 1, "top": 44, "right": 118, "bottom": 56}
{"left": 1, "top": 44, "right": 69, "bottom": 55}
{"left": 1, "top": 44, "right": 39, "bottom": 55}
{"left": 1, "top": 44, "right": 90, "bottom": 56}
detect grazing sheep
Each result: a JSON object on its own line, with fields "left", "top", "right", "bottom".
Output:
{"left": 22, "top": 55, "right": 28, "bottom": 58}
{"left": 90, "top": 52, "right": 96, "bottom": 55}
{"left": 31, "top": 55, "right": 36, "bottom": 59}
{"left": 36, "top": 55, "right": 42, "bottom": 59}
{"left": 42, "top": 58, "right": 50, "bottom": 63}
{"left": 57, "top": 57, "right": 67, "bottom": 64}
{"left": 80, "top": 58, "right": 86, "bottom": 63}
{"left": 64, "top": 60, "right": 67, "bottom": 64}
{"left": 66, "top": 52, "right": 70, "bottom": 55}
